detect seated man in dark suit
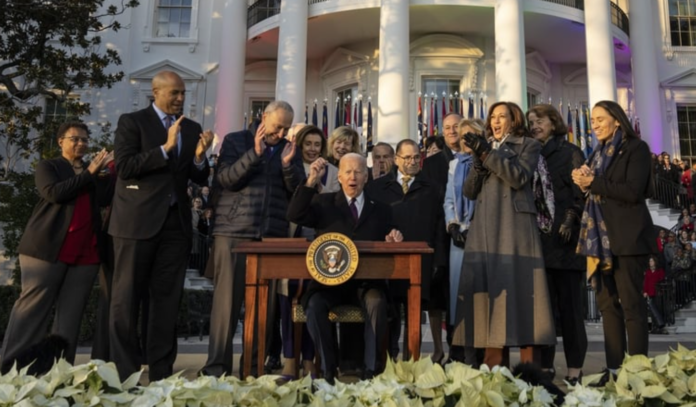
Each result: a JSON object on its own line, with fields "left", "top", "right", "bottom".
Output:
{"left": 287, "top": 153, "right": 403, "bottom": 383}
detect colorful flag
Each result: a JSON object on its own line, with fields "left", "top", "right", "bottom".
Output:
{"left": 459, "top": 96, "right": 464, "bottom": 116}
{"left": 441, "top": 96, "right": 447, "bottom": 134}
{"left": 634, "top": 117, "right": 641, "bottom": 137}
{"left": 577, "top": 105, "right": 587, "bottom": 155}
{"left": 584, "top": 104, "right": 593, "bottom": 156}
{"left": 345, "top": 100, "right": 351, "bottom": 127}
{"left": 480, "top": 97, "right": 485, "bottom": 120}
{"left": 311, "top": 102, "right": 318, "bottom": 126}
{"left": 566, "top": 103, "right": 574, "bottom": 145}
{"left": 453, "top": 95, "right": 459, "bottom": 117}
{"left": 434, "top": 97, "right": 440, "bottom": 136}
{"left": 366, "top": 99, "right": 373, "bottom": 149}
{"left": 334, "top": 98, "right": 340, "bottom": 130}
{"left": 243, "top": 112, "right": 247, "bottom": 131}
{"left": 430, "top": 97, "right": 435, "bottom": 137}
{"left": 417, "top": 95, "right": 424, "bottom": 149}
{"left": 322, "top": 102, "right": 328, "bottom": 136}
{"left": 353, "top": 102, "right": 358, "bottom": 130}
{"left": 357, "top": 99, "right": 363, "bottom": 141}
{"left": 304, "top": 104, "right": 308, "bottom": 124}
{"left": 468, "top": 97, "right": 474, "bottom": 119}
{"left": 449, "top": 95, "right": 454, "bottom": 114}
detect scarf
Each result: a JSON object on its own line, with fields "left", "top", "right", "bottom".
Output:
{"left": 533, "top": 156, "right": 555, "bottom": 233}
{"left": 454, "top": 153, "right": 475, "bottom": 226}
{"left": 576, "top": 129, "right": 625, "bottom": 281}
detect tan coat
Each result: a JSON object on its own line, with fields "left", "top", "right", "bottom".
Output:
{"left": 453, "top": 136, "right": 556, "bottom": 348}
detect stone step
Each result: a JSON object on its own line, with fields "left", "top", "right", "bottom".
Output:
{"left": 676, "top": 308, "right": 696, "bottom": 318}
{"left": 675, "top": 325, "right": 696, "bottom": 334}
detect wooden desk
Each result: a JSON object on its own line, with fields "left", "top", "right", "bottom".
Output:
{"left": 234, "top": 240, "right": 432, "bottom": 377}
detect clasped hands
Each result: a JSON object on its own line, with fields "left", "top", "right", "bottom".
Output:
{"left": 253, "top": 122, "right": 297, "bottom": 168}
{"left": 162, "top": 115, "right": 215, "bottom": 163}
{"left": 571, "top": 165, "right": 593, "bottom": 192}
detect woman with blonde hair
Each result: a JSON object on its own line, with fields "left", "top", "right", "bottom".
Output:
{"left": 444, "top": 118, "right": 484, "bottom": 366}
{"left": 327, "top": 126, "right": 360, "bottom": 166}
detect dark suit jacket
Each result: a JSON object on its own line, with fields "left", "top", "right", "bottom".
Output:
{"left": 365, "top": 171, "right": 448, "bottom": 300}
{"left": 286, "top": 186, "right": 393, "bottom": 307}
{"left": 109, "top": 104, "right": 209, "bottom": 240}
{"left": 18, "top": 157, "right": 113, "bottom": 263}
{"left": 589, "top": 136, "right": 656, "bottom": 255}
{"left": 421, "top": 148, "right": 455, "bottom": 194}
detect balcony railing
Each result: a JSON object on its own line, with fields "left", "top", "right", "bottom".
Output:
{"left": 246, "top": 0, "right": 629, "bottom": 36}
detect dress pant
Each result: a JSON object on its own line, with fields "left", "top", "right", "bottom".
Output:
{"left": 305, "top": 287, "right": 387, "bottom": 375}
{"left": 110, "top": 206, "right": 189, "bottom": 381}
{"left": 596, "top": 255, "right": 649, "bottom": 369}
{"left": 1, "top": 255, "right": 98, "bottom": 372}
{"left": 540, "top": 268, "right": 588, "bottom": 370}
{"left": 203, "top": 236, "right": 251, "bottom": 377}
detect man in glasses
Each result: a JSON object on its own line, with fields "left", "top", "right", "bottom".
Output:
{"left": 366, "top": 139, "right": 447, "bottom": 362}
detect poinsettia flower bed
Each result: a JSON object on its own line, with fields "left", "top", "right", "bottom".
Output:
{"left": 1, "top": 345, "right": 695, "bottom": 406}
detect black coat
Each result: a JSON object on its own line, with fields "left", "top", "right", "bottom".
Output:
{"left": 213, "top": 124, "right": 304, "bottom": 239}
{"left": 286, "top": 186, "right": 393, "bottom": 307}
{"left": 539, "top": 136, "right": 586, "bottom": 271}
{"left": 421, "top": 148, "right": 455, "bottom": 196}
{"left": 365, "top": 171, "right": 448, "bottom": 300}
{"left": 18, "top": 157, "right": 113, "bottom": 263}
{"left": 109, "top": 105, "right": 209, "bottom": 240}
{"left": 589, "top": 136, "right": 656, "bottom": 255}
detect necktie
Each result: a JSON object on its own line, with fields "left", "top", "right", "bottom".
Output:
{"left": 349, "top": 198, "right": 359, "bottom": 221}
{"left": 164, "top": 115, "right": 178, "bottom": 160}
{"left": 401, "top": 175, "right": 412, "bottom": 195}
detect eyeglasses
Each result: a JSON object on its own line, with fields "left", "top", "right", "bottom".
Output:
{"left": 396, "top": 155, "right": 421, "bottom": 162}
{"left": 62, "top": 136, "right": 90, "bottom": 144}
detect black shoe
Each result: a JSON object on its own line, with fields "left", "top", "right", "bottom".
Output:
{"left": 264, "top": 356, "right": 282, "bottom": 374}
{"left": 323, "top": 369, "right": 337, "bottom": 385}
{"left": 362, "top": 369, "right": 376, "bottom": 380}
{"left": 565, "top": 371, "right": 583, "bottom": 387}
{"left": 589, "top": 369, "right": 616, "bottom": 387}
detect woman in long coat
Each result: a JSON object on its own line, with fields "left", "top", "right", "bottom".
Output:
{"left": 454, "top": 101, "right": 555, "bottom": 367}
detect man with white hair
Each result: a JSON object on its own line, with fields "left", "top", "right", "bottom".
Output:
{"left": 203, "top": 101, "right": 305, "bottom": 377}
{"left": 287, "top": 153, "right": 403, "bottom": 384}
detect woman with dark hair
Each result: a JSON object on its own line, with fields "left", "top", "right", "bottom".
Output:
{"left": 527, "top": 104, "right": 587, "bottom": 384}
{"left": 572, "top": 100, "right": 655, "bottom": 384}
{"left": 454, "top": 101, "right": 555, "bottom": 368}
{"left": 425, "top": 136, "right": 446, "bottom": 158}
{"left": 1, "top": 122, "right": 113, "bottom": 372}
{"left": 296, "top": 125, "right": 340, "bottom": 194}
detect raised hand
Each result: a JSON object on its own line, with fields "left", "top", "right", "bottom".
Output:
{"left": 281, "top": 139, "right": 297, "bottom": 168}
{"left": 164, "top": 115, "right": 185, "bottom": 153}
{"left": 254, "top": 122, "right": 267, "bottom": 157}
{"left": 306, "top": 157, "right": 327, "bottom": 187}
{"left": 196, "top": 130, "right": 215, "bottom": 162}
{"left": 462, "top": 132, "right": 491, "bottom": 159}
{"left": 87, "top": 149, "right": 109, "bottom": 174}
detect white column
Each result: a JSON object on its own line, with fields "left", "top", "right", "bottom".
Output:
{"left": 629, "top": 0, "right": 663, "bottom": 151}
{"left": 214, "top": 0, "right": 247, "bottom": 152}
{"left": 584, "top": 0, "right": 617, "bottom": 106}
{"left": 275, "top": 0, "right": 308, "bottom": 121}
{"left": 377, "top": 0, "right": 410, "bottom": 145}
{"left": 494, "top": 0, "right": 527, "bottom": 109}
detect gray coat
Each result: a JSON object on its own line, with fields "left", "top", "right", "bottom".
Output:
{"left": 453, "top": 136, "right": 556, "bottom": 348}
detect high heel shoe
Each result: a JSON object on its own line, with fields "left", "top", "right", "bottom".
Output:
{"left": 565, "top": 371, "right": 583, "bottom": 387}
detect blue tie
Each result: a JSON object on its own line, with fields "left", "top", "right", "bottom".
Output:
{"left": 349, "top": 198, "right": 359, "bottom": 221}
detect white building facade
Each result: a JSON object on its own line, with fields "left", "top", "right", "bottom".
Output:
{"left": 57, "top": 0, "right": 696, "bottom": 160}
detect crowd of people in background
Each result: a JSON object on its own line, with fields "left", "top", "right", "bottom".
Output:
{"left": 0, "top": 70, "right": 670, "bottom": 395}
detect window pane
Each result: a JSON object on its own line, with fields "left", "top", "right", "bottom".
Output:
{"left": 157, "top": 23, "right": 169, "bottom": 37}
{"left": 158, "top": 9, "right": 169, "bottom": 23}
{"left": 180, "top": 23, "right": 190, "bottom": 37}
{"left": 688, "top": 107, "right": 696, "bottom": 123}
{"left": 170, "top": 0, "right": 182, "bottom": 6}
{"left": 678, "top": 107, "right": 688, "bottom": 122}
{"left": 160, "top": 0, "right": 171, "bottom": 5}
{"left": 672, "top": 31, "right": 682, "bottom": 45}
{"left": 689, "top": 0, "right": 696, "bottom": 15}
{"left": 170, "top": 8, "right": 181, "bottom": 23}
{"left": 180, "top": 8, "right": 191, "bottom": 23}
{"left": 182, "top": 0, "right": 192, "bottom": 5}
{"left": 681, "top": 139, "right": 690, "bottom": 156}
{"left": 679, "top": 0, "right": 689, "bottom": 15}
{"left": 670, "top": 0, "right": 679, "bottom": 15}
{"left": 682, "top": 32, "right": 691, "bottom": 45}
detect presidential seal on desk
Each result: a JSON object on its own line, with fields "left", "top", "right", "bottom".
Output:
{"left": 306, "top": 232, "right": 359, "bottom": 286}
